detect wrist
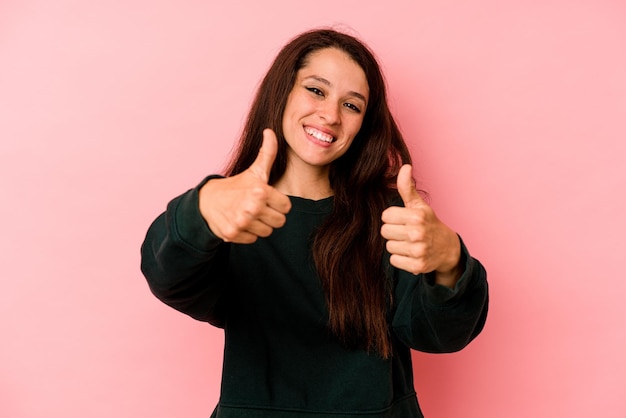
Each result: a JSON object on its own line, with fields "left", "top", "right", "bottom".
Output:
{"left": 434, "top": 233, "right": 462, "bottom": 288}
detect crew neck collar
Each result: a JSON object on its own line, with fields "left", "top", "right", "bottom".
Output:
{"left": 288, "top": 195, "right": 334, "bottom": 214}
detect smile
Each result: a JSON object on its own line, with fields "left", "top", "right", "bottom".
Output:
{"left": 304, "top": 126, "right": 335, "bottom": 143}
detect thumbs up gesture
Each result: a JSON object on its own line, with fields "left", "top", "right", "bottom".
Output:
{"left": 381, "top": 165, "right": 462, "bottom": 288}
{"left": 199, "top": 129, "right": 292, "bottom": 244}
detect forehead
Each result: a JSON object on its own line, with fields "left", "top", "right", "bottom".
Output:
{"left": 298, "top": 48, "right": 369, "bottom": 96}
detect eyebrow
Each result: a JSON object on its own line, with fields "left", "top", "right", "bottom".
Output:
{"left": 304, "top": 76, "right": 368, "bottom": 104}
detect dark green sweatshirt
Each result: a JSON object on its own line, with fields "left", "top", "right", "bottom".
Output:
{"left": 140, "top": 178, "right": 489, "bottom": 417}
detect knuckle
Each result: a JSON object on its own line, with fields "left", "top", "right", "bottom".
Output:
{"left": 250, "top": 185, "right": 269, "bottom": 200}
{"left": 221, "top": 225, "right": 238, "bottom": 241}
{"left": 408, "top": 245, "right": 423, "bottom": 259}
{"left": 407, "top": 228, "right": 423, "bottom": 242}
{"left": 243, "top": 201, "right": 263, "bottom": 217}
{"left": 233, "top": 213, "right": 249, "bottom": 228}
{"left": 229, "top": 212, "right": 251, "bottom": 230}
{"left": 409, "top": 233, "right": 421, "bottom": 243}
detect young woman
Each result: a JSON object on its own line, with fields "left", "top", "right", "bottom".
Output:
{"left": 141, "top": 28, "right": 488, "bottom": 418}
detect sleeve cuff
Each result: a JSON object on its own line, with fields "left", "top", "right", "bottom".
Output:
{"left": 168, "top": 175, "right": 225, "bottom": 255}
{"left": 421, "top": 236, "right": 477, "bottom": 305}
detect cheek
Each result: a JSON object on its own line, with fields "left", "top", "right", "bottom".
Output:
{"left": 346, "top": 116, "right": 365, "bottom": 138}
{"left": 282, "top": 97, "right": 297, "bottom": 131}
{"left": 284, "top": 96, "right": 310, "bottom": 124}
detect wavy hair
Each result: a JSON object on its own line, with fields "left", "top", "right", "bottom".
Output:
{"left": 225, "top": 29, "right": 412, "bottom": 358}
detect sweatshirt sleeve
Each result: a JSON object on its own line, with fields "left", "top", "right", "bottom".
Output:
{"left": 140, "top": 176, "right": 230, "bottom": 327}
{"left": 390, "top": 237, "right": 489, "bottom": 353}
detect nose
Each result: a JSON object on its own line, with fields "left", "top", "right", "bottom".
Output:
{"left": 318, "top": 101, "right": 340, "bottom": 125}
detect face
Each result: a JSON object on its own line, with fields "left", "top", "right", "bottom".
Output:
{"left": 281, "top": 47, "right": 369, "bottom": 174}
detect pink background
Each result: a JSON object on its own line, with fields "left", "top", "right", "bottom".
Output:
{"left": 2, "top": 1, "right": 625, "bottom": 417}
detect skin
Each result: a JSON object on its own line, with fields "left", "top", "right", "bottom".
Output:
{"left": 381, "top": 165, "right": 462, "bottom": 288}
{"left": 199, "top": 47, "right": 462, "bottom": 288}
{"left": 199, "top": 128, "right": 291, "bottom": 244}
{"left": 275, "top": 47, "right": 369, "bottom": 199}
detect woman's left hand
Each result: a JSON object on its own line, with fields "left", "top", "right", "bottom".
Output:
{"left": 381, "top": 165, "right": 462, "bottom": 288}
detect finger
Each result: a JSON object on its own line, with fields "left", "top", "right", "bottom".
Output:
{"left": 249, "top": 129, "right": 279, "bottom": 183}
{"left": 389, "top": 254, "right": 430, "bottom": 275}
{"left": 224, "top": 230, "right": 261, "bottom": 244}
{"left": 381, "top": 205, "right": 427, "bottom": 227}
{"left": 265, "top": 187, "right": 292, "bottom": 214}
{"left": 385, "top": 239, "right": 428, "bottom": 259}
{"left": 212, "top": 214, "right": 261, "bottom": 244}
{"left": 381, "top": 206, "right": 410, "bottom": 225}
{"left": 381, "top": 223, "right": 424, "bottom": 242}
{"left": 397, "top": 164, "right": 425, "bottom": 208}
{"left": 257, "top": 206, "right": 288, "bottom": 229}
{"left": 221, "top": 214, "right": 279, "bottom": 243}
{"left": 243, "top": 219, "right": 276, "bottom": 238}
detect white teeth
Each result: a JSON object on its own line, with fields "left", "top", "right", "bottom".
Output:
{"left": 305, "top": 127, "right": 334, "bottom": 143}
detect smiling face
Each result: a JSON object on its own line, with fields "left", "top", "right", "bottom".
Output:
{"left": 281, "top": 47, "right": 369, "bottom": 177}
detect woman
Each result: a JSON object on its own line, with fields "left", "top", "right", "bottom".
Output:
{"left": 141, "top": 28, "right": 488, "bottom": 418}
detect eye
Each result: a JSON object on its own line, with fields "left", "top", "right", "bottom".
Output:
{"left": 343, "top": 102, "right": 362, "bottom": 113}
{"left": 305, "top": 86, "right": 324, "bottom": 96}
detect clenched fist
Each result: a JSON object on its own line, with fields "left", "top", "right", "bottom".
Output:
{"left": 381, "top": 165, "right": 462, "bottom": 288}
{"left": 199, "top": 129, "right": 292, "bottom": 244}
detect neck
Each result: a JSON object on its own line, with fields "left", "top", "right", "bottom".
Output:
{"left": 273, "top": 164, "right": 333, "bottom": 200}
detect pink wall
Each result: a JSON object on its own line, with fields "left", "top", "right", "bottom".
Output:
{"left": 2, "top": 1, "right": 625, "bottom": 417}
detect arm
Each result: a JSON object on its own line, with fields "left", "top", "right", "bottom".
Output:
{"left": 390, "top": 237, "right": 489, "bottom": 353}
{"left": 141, "top": 129, "right": 290, "bottom": 325}
{"left": 140, "top": 177, "right": 231, "bottom": 326}
{"left": 381, "top": 165, "right": 488, "bottom": 352}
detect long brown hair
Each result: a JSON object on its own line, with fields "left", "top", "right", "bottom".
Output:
{"left": 225, "top": 29, "right": 412, "bottom": 358}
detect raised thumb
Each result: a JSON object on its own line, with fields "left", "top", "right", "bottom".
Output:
{"left": 397, "top": 164, "right": 424, "bottom": 208}
{"left": 250, "top": 129, "right": 279, "bottom": 183}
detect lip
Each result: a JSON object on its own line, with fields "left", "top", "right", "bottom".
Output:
{"left": 303, "top": 124, "right": 337, "bottom": 144}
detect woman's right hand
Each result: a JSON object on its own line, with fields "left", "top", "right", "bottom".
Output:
{"left": 199, "top": 129, "right": 292, "bottom": 244}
